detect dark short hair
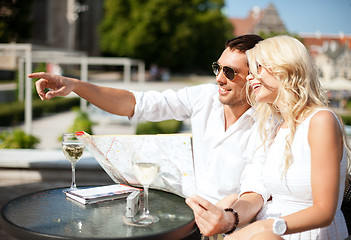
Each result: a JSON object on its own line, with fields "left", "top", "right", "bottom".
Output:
{"left": 225, "top": 34, "right": 263, "bottom": 52}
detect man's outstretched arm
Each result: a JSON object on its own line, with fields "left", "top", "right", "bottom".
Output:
{"left": 29, "top": 72, "right": 136, "bottom": 117}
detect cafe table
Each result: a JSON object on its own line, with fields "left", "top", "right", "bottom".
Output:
{"left": 0, "top": 186, "right": 196, "bottom": 240}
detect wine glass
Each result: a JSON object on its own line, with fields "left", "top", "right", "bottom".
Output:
{"left": 132, "top": 139, "right": 160, "bottom": 225}
{"left": 62, "top": 133, "right": 85, "bottom": 191}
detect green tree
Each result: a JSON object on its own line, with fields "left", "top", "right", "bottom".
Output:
{"left": 99, "top": 0, "right": 233, "bottom": 72}
{"left": 0, "top": 0, "right": 34, "bottom": 42}
{"left": 258, "top": 31, "right": 302, "bottom": 42}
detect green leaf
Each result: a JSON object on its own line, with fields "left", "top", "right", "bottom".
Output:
{"left": 99, "top": 0, "right": 232, "bottom": 72}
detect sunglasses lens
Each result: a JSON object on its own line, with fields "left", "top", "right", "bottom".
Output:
{"left": 223, "top": 67, "right": 235, "bottom": 80}
{"left": 212, "top": 62, "right": 235, "bottom": 80}
{"left": 212, "top": 62, "right": 220, "bottom": 75}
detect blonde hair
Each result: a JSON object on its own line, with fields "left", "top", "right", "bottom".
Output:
{"left": 246, "top": 35, "right": 344, "bottom": 175}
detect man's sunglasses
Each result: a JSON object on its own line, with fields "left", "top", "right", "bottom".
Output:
{"left": 212, "top": 62, "right": 236, "bottom": 81}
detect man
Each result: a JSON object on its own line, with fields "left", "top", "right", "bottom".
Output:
{"left": 29, "top": 34, "right": 262, "bottom": 205}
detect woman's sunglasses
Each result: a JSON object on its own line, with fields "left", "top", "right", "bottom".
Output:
{"left": 212, "top": 62, "right": 236, "bottom": 81}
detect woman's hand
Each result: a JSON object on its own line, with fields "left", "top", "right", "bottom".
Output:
{"left": 224, "top": 219, "right": 282, "bottom": 240}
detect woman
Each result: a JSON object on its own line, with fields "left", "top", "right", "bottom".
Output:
{"left": 186, "top": 35, "right": 349, "bottom": 239}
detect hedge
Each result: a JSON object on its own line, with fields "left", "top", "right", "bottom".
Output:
{"left": 66, "top": 109, "right": 94, "bottom": 134}
{"left": 136, "top": 120, "right": 183, "bottom": 134}
{"left": 0, "top": 97, "right": 80, "bottom": 126}
{"left": 0, "top": 129, "right": 40, "bottom": 148}
{"left": 341, "top": 115, "right": 351, "bottom": 126}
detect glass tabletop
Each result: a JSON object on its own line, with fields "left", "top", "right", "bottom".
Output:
{"left": 1, "top": 187, "right": 196, "bottom": 240}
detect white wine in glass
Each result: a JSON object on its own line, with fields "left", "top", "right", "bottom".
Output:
{"left": 62, "top": 133, "right": 85, "bottom": 191}
{"left": 134, "top": 163, "right": 160, "bottom": 186}
{"left": 132, "top": 140, "right": 160, "bottom": 225}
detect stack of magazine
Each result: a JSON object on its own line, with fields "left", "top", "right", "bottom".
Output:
{"left": 65, "top": 184, "right": 140, "bottom": 205}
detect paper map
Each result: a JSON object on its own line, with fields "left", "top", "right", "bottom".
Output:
{"left": 77, "top": 132, "right": 196, "bottom": 198}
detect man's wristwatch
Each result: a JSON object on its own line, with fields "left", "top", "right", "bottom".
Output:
{"left": 269, "top": 217, "right": 287, "bottom": 235}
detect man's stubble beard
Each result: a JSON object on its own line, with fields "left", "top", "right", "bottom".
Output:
{"left": 219, "top": 89, "right": 248, "bottom": 108}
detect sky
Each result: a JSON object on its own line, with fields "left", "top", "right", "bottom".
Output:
{"left": 224, "top": 0, "right": 351, "bottom": 35}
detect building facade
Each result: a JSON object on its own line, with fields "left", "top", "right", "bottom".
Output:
{"left": 30, "top": 0, "right": 103, "bottom": 56}
{"left": 228, "top": 3, "right": 286, "bottom": 36}
{"left": 303, "top": 33, "right": 351, "bottom": 81}
{"left": 228, "top": 3, "right": 351, "bottom": 85}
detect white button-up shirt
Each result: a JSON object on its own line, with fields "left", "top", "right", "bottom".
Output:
{"left": 132, "top": 83, "right": 259, "bottom": 203}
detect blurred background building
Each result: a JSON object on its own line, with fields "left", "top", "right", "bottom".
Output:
{"left": 30, "top": 0, "right": 102, "bottom": 56}
{"left": 7, "top": 0, "right": 350, "bottom": 81}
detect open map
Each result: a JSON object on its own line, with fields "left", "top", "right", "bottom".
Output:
{"left": 77, "top": 132, "right": 196, "bottom": 198}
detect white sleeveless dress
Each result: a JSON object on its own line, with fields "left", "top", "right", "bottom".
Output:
{"left": 255, "top": 109, "right": 348, "bottom": 239}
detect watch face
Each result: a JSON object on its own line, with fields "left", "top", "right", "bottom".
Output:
{"left": 274, "top": 218, "right": 287, "bottom": 235}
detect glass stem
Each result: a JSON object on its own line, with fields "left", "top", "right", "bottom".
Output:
{"left": 71, "top": 163, "right": 76, "bottom": 189}
{"left": 143, "top": 185, "right": 150, "bottom": 216}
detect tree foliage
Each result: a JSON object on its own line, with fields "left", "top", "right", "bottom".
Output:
{"left": 0, "top": 0, "right": 34, "bottom": 42}
{"left": 258, "top": 31, "right": 302, "bottom": 42}
{"left": 99, "top": 0, "right": 233, "bottom": 72}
